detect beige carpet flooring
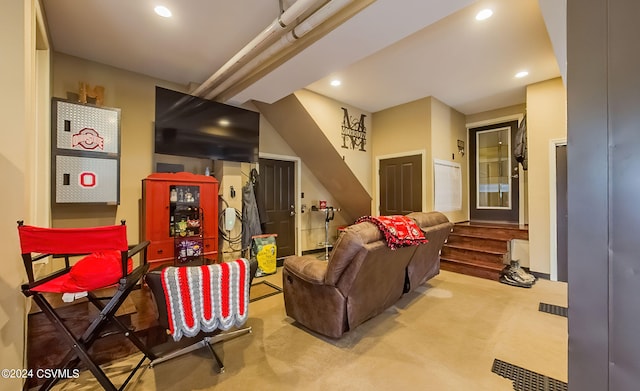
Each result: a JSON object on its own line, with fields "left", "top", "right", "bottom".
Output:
{"left": 45, "top": 268, "right": 568, "bottom": 391}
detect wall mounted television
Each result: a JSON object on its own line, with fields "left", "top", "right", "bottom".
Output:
{"left": 154, "top": 86, "right": 260, "bottom": 163}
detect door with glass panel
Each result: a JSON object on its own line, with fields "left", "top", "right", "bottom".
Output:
{"left": 469, "top": 120, "right": 519, "bottom": 222}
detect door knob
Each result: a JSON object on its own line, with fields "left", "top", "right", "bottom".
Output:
{"left": 290, "top": 204, "right": 296, "bottom": 217}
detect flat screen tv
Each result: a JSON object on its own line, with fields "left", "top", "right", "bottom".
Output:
{"left": 154, "top": 86, "right": 260, "bottom": 163}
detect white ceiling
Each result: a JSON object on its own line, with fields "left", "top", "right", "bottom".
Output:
{"left": 41, "top": 0, "right": 563, "bottom": 115}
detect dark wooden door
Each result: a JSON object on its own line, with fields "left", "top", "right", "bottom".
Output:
{"left": 379, "top": 154, "right": 422, "bottom": 215}
{"left": 259, "top": 158, "right": 295, "bottom": 258}
{"left": 469, "top": 120, "right": 520, "bottom": 222}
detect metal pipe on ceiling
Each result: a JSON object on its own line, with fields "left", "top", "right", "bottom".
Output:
{"left": 204, "top": 0, "right": 353, "bottom": 101}
{"left": 191, "top": 0, "right": 326, "bottom": 98}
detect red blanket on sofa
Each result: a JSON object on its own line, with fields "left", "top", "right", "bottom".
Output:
{"left": 355, "top": 215, "right": 428, "bottom": 250}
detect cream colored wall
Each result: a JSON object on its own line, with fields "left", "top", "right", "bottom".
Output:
{"left": 51, "top": 54, "right": 346, "bottom": 257}
{"left": 466, "top": 103, "right": 526, "bottom": 125}
{"left": 295, "top": 89, "right": 372, "bottom": 195}
{"left": 299, "top": 158, "right": 350, "bottom": 251}
{"left": 526, "top": 77, "right": 567, "bottom": 274}
{"left": 372, "top": 97, "right": 431, "bottom": 156}
{"left": 371, "top": 96, "right": 468, "bottom": 222}
{"left": 430, "top": 97, "right": 469, "bottom": 222}
{"left": 258, "top": 108, "right": 298, "bottom": 157}
{"left": 213, "top": 160, "right": 245, "bottom": 262}
{"left": 371, "top": 97, "right": 431, "bottom": 215}
{"left": 1, "top": 0, "right": 45, "bottom": 386}
{"left": 50, "top": 53, "right": 185, "bottom": 244}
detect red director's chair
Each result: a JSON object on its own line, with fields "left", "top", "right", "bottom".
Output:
{"left": 18, "top": 221, "right": 157, "bottom": 391}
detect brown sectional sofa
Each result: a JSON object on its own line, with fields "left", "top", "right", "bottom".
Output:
{"left": 282, "top": 211, "right": 453, "bottom": 338}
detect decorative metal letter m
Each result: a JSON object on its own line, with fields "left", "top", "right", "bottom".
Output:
{"left": 341, "top": 107, "right": 367, "bottom": 152}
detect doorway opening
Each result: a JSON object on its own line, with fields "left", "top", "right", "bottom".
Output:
{"left": 549, "top": 139, "right": 567, "bottom": 282}
{"left": 257, "top": 154, "right": 301, "bottom": 258}
{"left": 376, "top": 151, "right": 425, "bottom": 216}
{"left": 469, "top": 120, "right": 520, "bottom": 223}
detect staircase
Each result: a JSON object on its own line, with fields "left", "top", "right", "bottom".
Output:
{"left": 253, "top": 94, "right": 371, "bottom": 222}
{"left": 441, "top": 222, "right": 529, "bottom": 281}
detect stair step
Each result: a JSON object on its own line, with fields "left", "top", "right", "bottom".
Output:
{"left": 440, "top": 254, "right": 506, "bottom": 274}
{"left": 446, "top": 233, "right": 509, "bottom": 252}
{"left": 453, "top": 223, "right": 528, "bottom": 241}
{"left": 441, "top": 255, "right": 505, "bottom": 271}
{"left": 442, "top": 244, "right": 508, "bottom": 264}
{"left": 441, "top": 221, "right": 527, "bottom": 281}
{"left": 447, "top": 232, "right": 510, "bottom": 250}
{"left": 441, "top": 257, "right": 504, "bottom": 281}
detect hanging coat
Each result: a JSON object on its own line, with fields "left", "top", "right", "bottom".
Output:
{"left": 514, "top": 115, "right": 528, "bottom": 170}
{"left": 242, "top": 182, "right": 262, "bottom": 250}
{"left": 250, "top": 168, "right": 269, "bottom": 226}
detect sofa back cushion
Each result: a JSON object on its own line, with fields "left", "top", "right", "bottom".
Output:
{"left": 325, "top": 221, "right": 382, "bottom": 286}
{"left": 406, "top": 211, "right": 450, "bottom": 228}
{"left": 339, "top": 241, "right": 416, "bottom": 329}
{"left": 405, "top": 212, "right": 453, "bottom": 289}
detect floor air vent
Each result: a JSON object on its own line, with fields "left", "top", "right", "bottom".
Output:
{"left": 492, "top": 358, "right": 567, "bottom": 391}
{"left": 538, "top": 302, "right": 568, "bottom": 318}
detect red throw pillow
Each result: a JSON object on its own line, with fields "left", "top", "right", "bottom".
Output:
{"left": 62, "top": 251, "right": 132, "bottom": 292}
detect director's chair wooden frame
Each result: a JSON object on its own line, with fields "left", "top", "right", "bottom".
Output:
{"left": 18, "top": 221, "right": 157, "bottom": 391}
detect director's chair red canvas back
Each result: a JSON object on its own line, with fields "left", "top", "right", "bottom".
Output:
{"left": 19, "top": 223, "right": 129, "bottom": 288}
{"left": 18, "top": 221, "right": 156, "bottom": 391}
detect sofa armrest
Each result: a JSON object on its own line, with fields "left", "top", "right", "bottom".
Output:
{"left": 283, "top": 255, "right": 328, "bottom": 285}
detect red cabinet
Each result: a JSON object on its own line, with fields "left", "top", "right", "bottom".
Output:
{"left": 142, "top": 172, "right": 219, "bottom": 266}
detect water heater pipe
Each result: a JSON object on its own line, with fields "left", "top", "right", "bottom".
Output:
{"left": 204, "top": 0, "right": 353, "bottom": 101}
{"left": 191, "top": 0, "right": 326, "bottom": 98}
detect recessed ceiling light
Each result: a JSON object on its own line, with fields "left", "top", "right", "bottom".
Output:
{"left": 515, "top": 71, "right": 529, "bottom": 78}
{"left": 475, "top": 9, "right": 493, "bottom": 21}
{"left": 218, "top": 119, "right": 230, "bottom": 127}
{"left": 154, "top": 5, "right": 172, "bottom": 18}
{"left": 330, "top": 79, "right": 341, "bottom": 87}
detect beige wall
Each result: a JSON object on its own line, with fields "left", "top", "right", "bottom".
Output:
{"left": 1, "top": 0, "right": 45, "bottom": 386}
{"left": 295, "top": 89, "right": 373, "bottom": 195}
{"left": 371, "top": 96, "right": 468, "bottom": 222}
{"left": 212, "top": 160, "right": 246, "bottom": 262}
{"left": 431, "top": 97, "right": 468, "bottom": 222}
{"left": 526, "top": 77, "right": 567, "bottom": 274}
{"left": 50, "top": 53, "right": 185, "bottom": 243}
{"left": 372, "top": 97, "right": 431, "bottom": 215}
{"left": 466, "top": 103, "right": 526, "bottom": 125}
{"left": 258, "top": 108, "right": 349, "bottom": 252}
{"left": 51, "top": 53, "right": 350, "bottom": 259}
{"left": 372, "top": 97, "right": 431, "bottom": 156}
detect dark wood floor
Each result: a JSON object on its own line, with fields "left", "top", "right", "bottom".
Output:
{"left": 26, "top": 278, "right": 270, "bottom": 389}
{"left": 26, "top": 285, "right": 166, "bottom": 389}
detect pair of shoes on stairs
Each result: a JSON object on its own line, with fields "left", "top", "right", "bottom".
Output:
{"left": 499, "top": 260, "right": 537, "bottom": 288}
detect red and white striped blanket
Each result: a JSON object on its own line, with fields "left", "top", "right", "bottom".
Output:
{"left": 161, "top": 258, "right": 250, "bottom": 341}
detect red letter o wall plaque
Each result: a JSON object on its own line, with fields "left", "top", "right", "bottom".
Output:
{"left": 79, "top": 172, "right": 97, "bottom": 188}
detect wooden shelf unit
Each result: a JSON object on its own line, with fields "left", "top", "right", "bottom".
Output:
{"left": 142, "top": 172, "right": 219, "bottom": 266}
